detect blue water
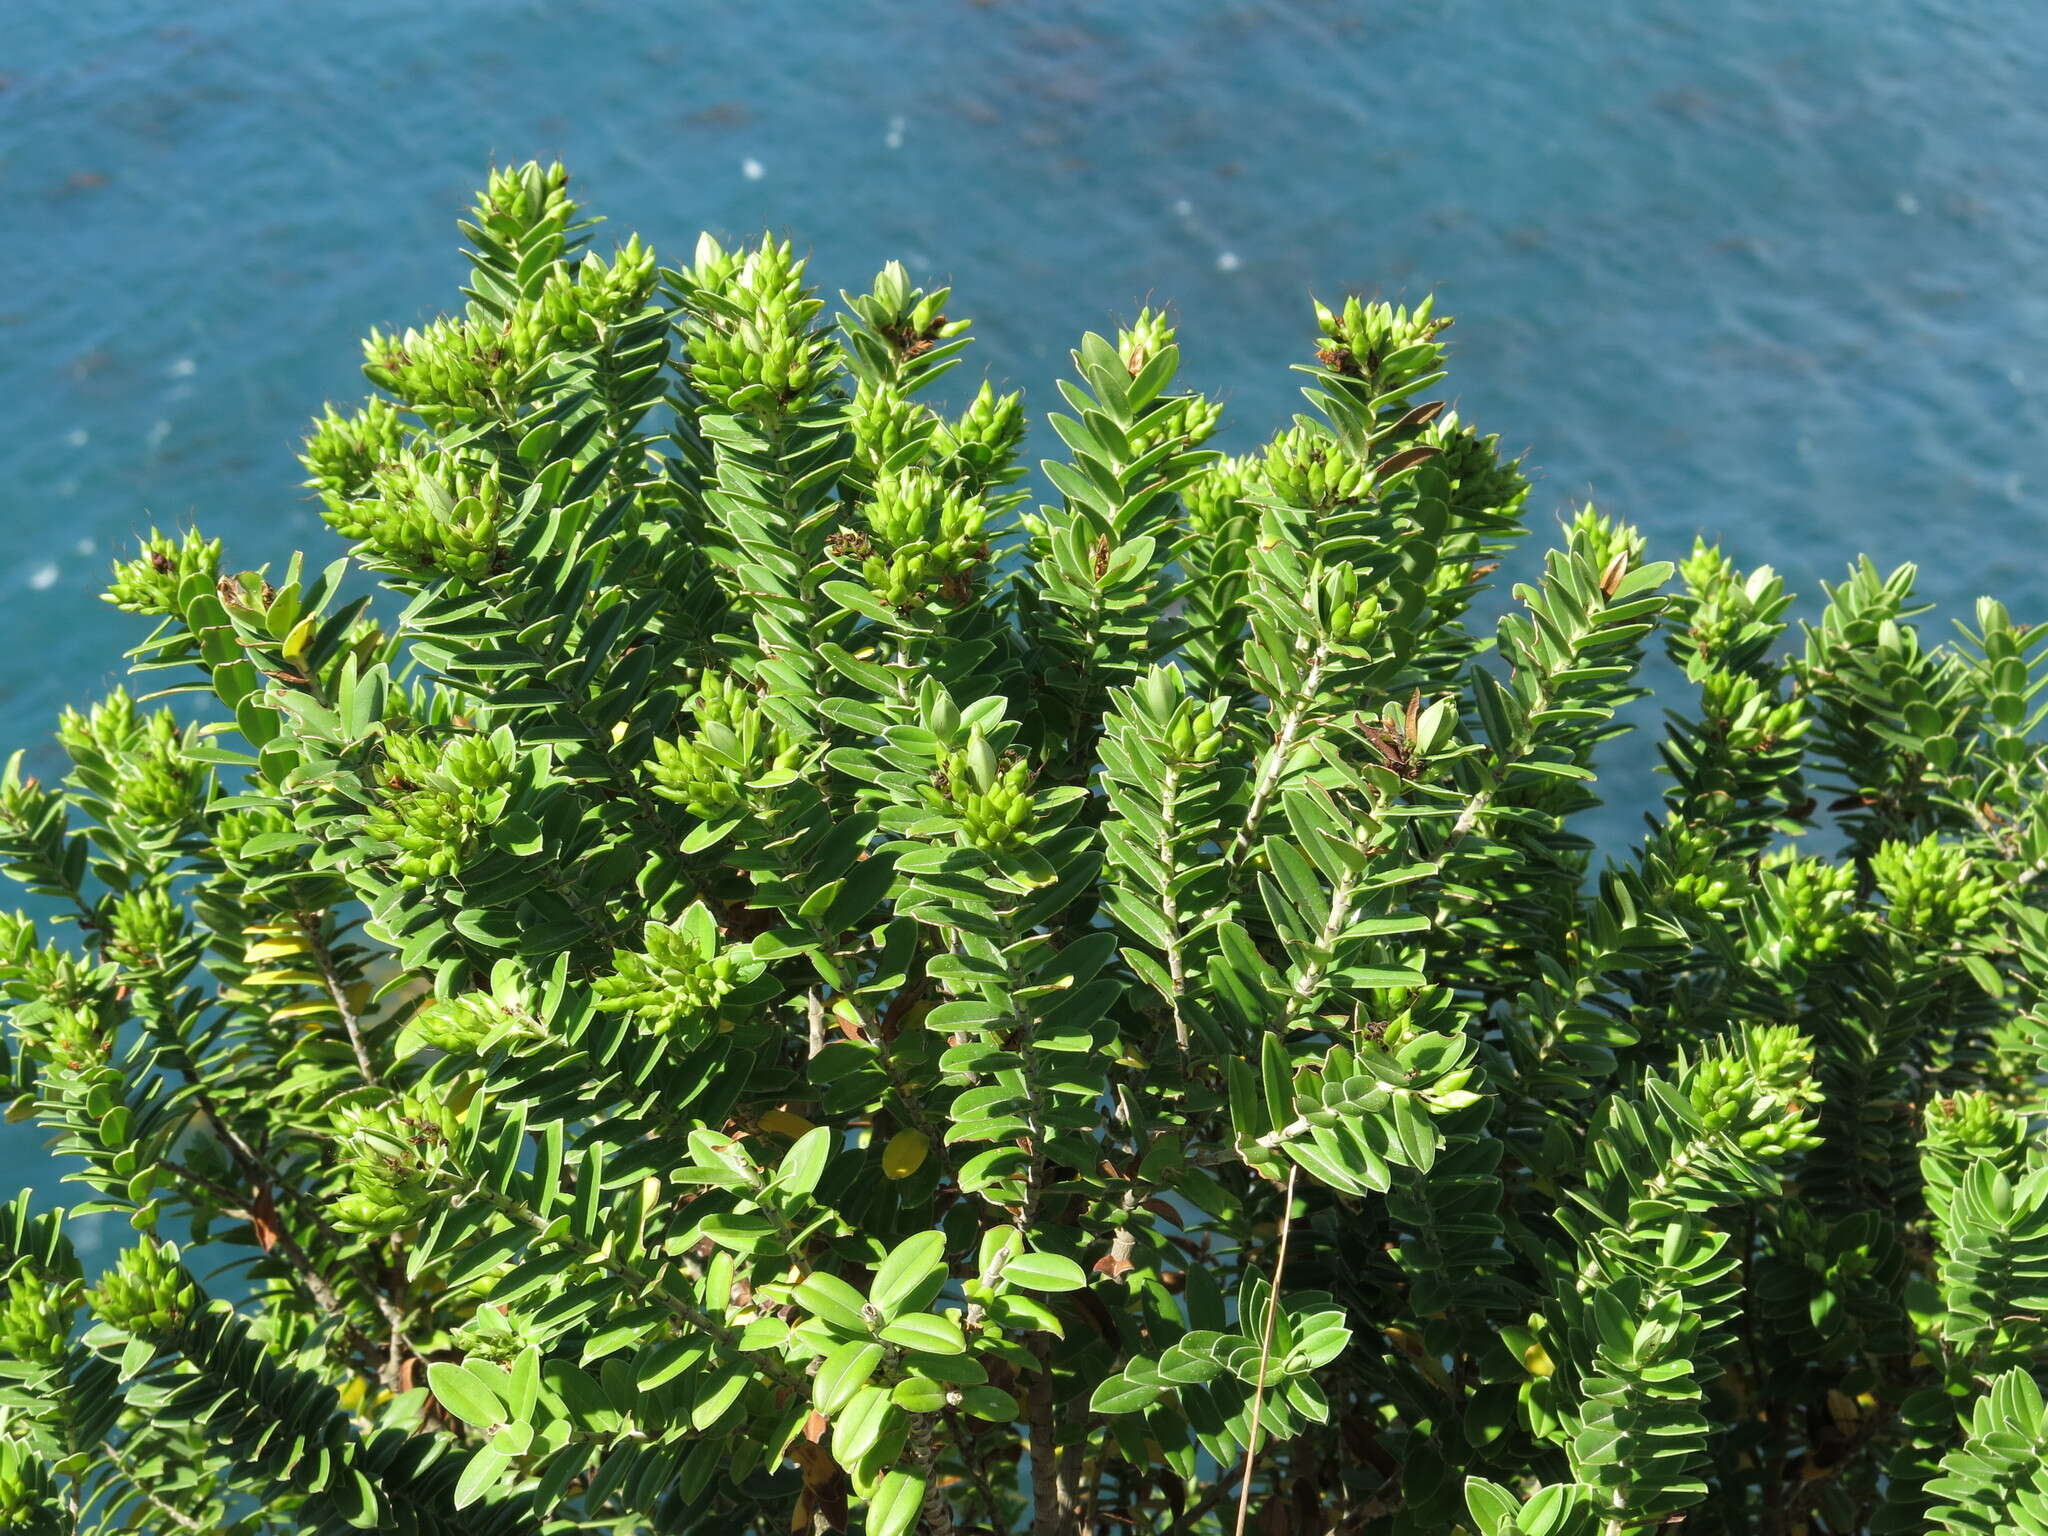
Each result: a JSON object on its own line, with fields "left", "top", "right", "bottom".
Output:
{"left": 4, "top": 0, "right": 2047, "bottom": 1241}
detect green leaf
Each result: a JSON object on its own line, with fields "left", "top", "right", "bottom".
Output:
{"left": 451, "top": 1444, "right": 511, "bottom": 1509}
{"left": 775, "top": 1124, "right": 833, "bottom": 1197}
{"left": 815, "top": 1340, "right": 884, "bottom": 1415}
{"left": 428, "top": 1361, "right": 505, "bottom": 1429}
{"left": 879, "top": 1312, "right": 967, "bottom": 1355}
{"left": 870, "top": 1229, "right": 949, "bottom": 1317}
{"left": 1089, "top": 1372, "right": 1164, "bottom": 1414}
{"left": 891, "top": 1376, "right": 948, "bottom": 1413}
{"left": 868, "top": 1468, "right": 927, "bottom": 1536}
{"left": 794, "top": 1272, "right": 873, "bottom": 1333}
{"left": 1002, "top": 1250, "right": 1089, "bottom": 1293}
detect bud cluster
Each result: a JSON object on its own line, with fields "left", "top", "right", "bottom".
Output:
{"left": 300, "top": 397, "right": 409, "bottom": 518}
{"left": 1651, "top": 819, "right": 1745, "bottom": 916}
{"left": 1160, "top": 697, "right": 1227, "bottom": 765}
{"left": 1115, "top": 310, "right": 1221, "bottom": 456}
{"left": 1317, "top": 564, "right": 1384, "bottom": 646}
{"left": 57, "top": 693, "right": 206, "bottom": 833}
{"left": 323, "top": 452, "right": 504, "bottom": 583}
{"left": 649, "top": 674, "right": 805, "bottom": 823}
{"left": 1566, "top": 506, "right": 1647, "bottom": 585}
{"left": 364, "top": 729, "right": 518, "bottom": 881}
{"left": 1872, "top": 835, "right": 2000, "bottom": 945}
{"left": 108, "top": 886, "right": 185, "bottom": 969}
{"left": 1311, "top": 293, "right": 1449, "bottom": 398}
{"left": 1686, "top": 1024, "right": 1823, "bottom": 1160}
{"left": 471, "top": 160, "right": 576, "bottom": 252}
{"left": 594, "top": 902, "right": 764, "bottom": 1042}
{"left": 921, "top": 731, "right": 1036, "bottom": 852}
{"left": 0, "top": 1271, "right": 78, "bottom": 1372}
{"left": 1262, "top": 425, "right": 1368, "bottom": 511}
{"left": 1750, "top": 854, "right": 1860, "bottom": 972}
{"left": 930, "top": 381, "right": 1028, "bottom": 490}
{"left": 332, "top": 1091, "right": 461, "bottom": 1235}
{"left": 679, "top": 236, "right": 831, "bottom": 414}
{"left": 838, "top": 469, "right": 990, "bottom": 612}
{"left": 849, "top": 382, "right": 936, "bottom": 479}
{"left": 361, "top": 313, "right": 543, "bottom": 417}
{"left": 453, "top": 1302, "right": 542, "bottom": 1365}
{"left": 526, "top": 236, "right": 658, "bottom": 352}
{"left": 411, "top": 991, "right": 518, "bottom": 1056}
{"left": 87, "top": 1238, "right": 197, "bottom": 1336}
{"left": 1183, "top": 455, "right": 1261, "bottom": 543}
{"left": 102, "top": 526, "right": 222, "bottom": 617}
{"left": 1922, "top": 1091, "right": 2034, "bottom": 1216}
{"left": 1424, "top": 414, "right": 1528, "bottom": 523}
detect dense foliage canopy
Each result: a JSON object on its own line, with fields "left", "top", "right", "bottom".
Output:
{"left": 3, "top": 163, "right": 2047, "bottom": 1535}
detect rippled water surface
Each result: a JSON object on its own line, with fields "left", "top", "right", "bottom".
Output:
{"left": 4, "top": 0, "right": 2046, "bottom": 1232}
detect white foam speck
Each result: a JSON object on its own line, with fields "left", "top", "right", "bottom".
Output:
{"left": 169, "top": 357, "right": 196, "bottom": 378}
{"left": 64, "top": 428, "right": 88, "bottom": 447}
{"left": 2010, "top": 367, "right": 2027, "bottom": 388}
{"left": 1896, "top": 191, "right": 1920, "bottom": 215}
{"left": 1216, "top": 250, "right": 1242, "bottom": 273}
{"left": 55, "top": 478, "right": 78, "bottom": 498}
{"left": 146, "top": 420, "right": 171, "bottom": 449}
{"left": 1173, "top": 198, "right": 1193, "bottom": 218}
{"left": 742, "top": 157, "right": 765, "bottom": 181}
{"left": 28, "top": 563, "right": 58, "bottom": 591}
{"left": 885, "top": 115, "right": 906, "bottom": 150}
{"left": 73, "top": 537, "right": 95, "bottom": 556}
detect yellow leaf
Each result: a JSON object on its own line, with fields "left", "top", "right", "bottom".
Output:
{"left": 282, "top": 615, "right": 318, "bottom": 665}
{"left": 243, "top": 969, "right": 323, "bottom": 987}
{"left": 1521, "top": 1341, "right": 1556, "bottom": 1379}
{"left": 759, "top": 1110, "right": 816, "bottom": 1139}
{"left": 270, "top": 1000, "right": 340, "bottom": 1021}
{"left": 882, "top": 1130, "right": 929, "bottom": 1180}
{"left": 243, "top": 940, "right": 311, "bottom": 963}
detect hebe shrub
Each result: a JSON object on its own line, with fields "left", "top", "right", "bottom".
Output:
{"left": 1, "top": 161, "right": 2045, "bottom": 1534}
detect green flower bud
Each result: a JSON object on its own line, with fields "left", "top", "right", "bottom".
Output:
{"left": 300, "top": 397, "right": 408, "bottom": 517}
{"left": 932, "top": 381, "right": 1027, "bottom": 490}
{"left": 1872, "top": 835, "right": 2000, "bottom": 946}
{"left": 649, "top": 677, "right": 804, "bottom": 824}
{"left": 1922, "top": 1091, "right": 2034, "bottom": 1224}
{"left": 329, "top": 451, "right": 504, "bottom": 583}
{"left": 1750, "top": 854, "right": 1860, "bottom": 972}
{"left": 412, "top": 992, "right": 514, "bottom": 1056}
{"left": 677, "top": 237, "right": 830, "bottom": 416}
{"left": 523, "top": 235, "right": 659, "bottom": 352}
{"left": 1685, "top": 1024, "right": 1822, "bottom": 1160}
{"left": 88, "top": 1238, "right": 198, "bottom": 1337}
{"left": 109, "top": 887, "right": 184, "bottom": 968}
{"left": 1422, "top": 413, "right": 1528, "bottom": 523}
{"left": 332, "top": 1091, "right": 462, "bottom": 1236}
{"left": 453, "top": 1302, "right": 541, "bottom": 1365}
{"left": 0, "top": 1273, "right": 79, "bottom": 1373}
{"left": 850, "top": 381, "right": 936, "bottom": 477}
{"left": 364, "top": 729, "right": 517, "bottom": 882}
{"left": 1309, "top": 293, "right": 1448, "bottom": 398}
{"left": 1262, "top": 426, "right": 1367, "bottom": 511}
{"left": 839, "top": 468, "right": 989, "bottom": 612}
{"left": 470, "top": 160, "right": 576, "bottom": 255}
{"left": 1183, "top": 456, "right": 1255, "bottom": 537}
{"left": 0, "top": 1437, "right": 64, "bottom": 1532}
{"left": 593, "top": 901, "right": 763, "bottom": 1043}
{"left": 102, "top": 526, "right": 223, "bottom": 617}
{"left": 1565, "top": 506, "right": 1646, "bottom": 587}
